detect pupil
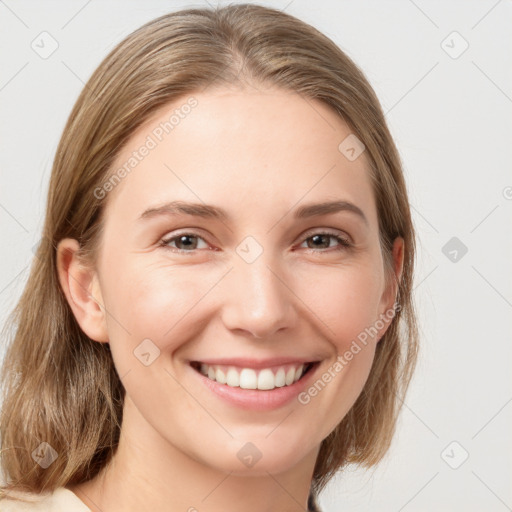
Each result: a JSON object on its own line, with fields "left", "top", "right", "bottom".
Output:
{"left": 178, "top": 235, "right": 196, "bottom": 250}
{"left": 310, "top": 234, "right": 328, "bottom": 249}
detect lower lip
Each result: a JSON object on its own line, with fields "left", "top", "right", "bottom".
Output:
{"left": 192, "top": 363, "right": 320, "bottom": 411}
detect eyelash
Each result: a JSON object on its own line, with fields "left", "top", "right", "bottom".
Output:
{"left": 159, "top": 230, "right": 352, "bottom": 254}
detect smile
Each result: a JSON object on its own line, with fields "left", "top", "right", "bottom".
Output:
{"left": 193, "top": 362, "right": 313, "bottom": 391}
{"left": 190, "top": 361, "right": 317, "bottom": 391}
{"left": 189, "top": 359, "right": 321, "bottom": 410}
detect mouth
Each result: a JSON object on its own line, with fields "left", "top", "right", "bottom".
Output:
{"left": 189, "top": 360, "right": 319, "bottom": 391}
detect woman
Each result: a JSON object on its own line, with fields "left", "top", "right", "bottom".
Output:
{"left": 0, "top": 4, "right": 419, "bottom": 511}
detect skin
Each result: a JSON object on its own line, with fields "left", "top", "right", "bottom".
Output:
{"left": 57, "top": 84, "right": 403, "bottom": 512}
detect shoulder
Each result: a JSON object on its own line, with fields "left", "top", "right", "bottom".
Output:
{"left": 0, "top": 487, "right": 91, "bottom": 511}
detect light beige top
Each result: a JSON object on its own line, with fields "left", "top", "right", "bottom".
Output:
{"left": 0, "top": 487, "right": 90, "bottom": 511}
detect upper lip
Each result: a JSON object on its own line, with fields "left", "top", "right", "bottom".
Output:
{"left": 190, "top": 357, "right": 318, "bottom": 369}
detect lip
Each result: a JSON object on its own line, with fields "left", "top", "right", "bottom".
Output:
{"left": 189, "top": 359, "right": 321, "bottom": 411}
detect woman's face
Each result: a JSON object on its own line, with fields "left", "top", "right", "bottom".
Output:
{"left": 81, "top": 85, "right": 401, "bottom": 476}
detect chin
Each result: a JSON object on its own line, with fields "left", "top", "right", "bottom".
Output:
{"left": 203, "top": 435, "right": 317, "bottom": 477}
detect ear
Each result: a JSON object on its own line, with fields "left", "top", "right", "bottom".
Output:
{"left": 56, "top": 238, "right": 109, "bottom": 343}
{"left": 377, "top": 236, "right": 404, "bottom": 341}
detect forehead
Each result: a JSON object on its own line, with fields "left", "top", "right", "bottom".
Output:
{"left": 102, "top": 87, "right": 377, "bottom": 229}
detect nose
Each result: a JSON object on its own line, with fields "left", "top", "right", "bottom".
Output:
{"left": 219, "top": 253, "right": 298, "bottom": 340}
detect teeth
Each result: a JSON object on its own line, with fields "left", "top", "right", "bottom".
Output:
{"left": 197, "top": 363, "right": 308, "bottom": 390}
{"left": 258, "top": 369, "right": 275, "bottom": 390}
{"left": 239, "top": 369, "right": 257, "bottom": 389}
{"left": 285, "top": 367, "right": 296, "bottom": 386}
{"left": 274, "top": 368, "right": 286, "bottom": 387}
{"left": 226, "top": 367, "right": 239, "bottom": 387}
{"left": 216, "top": 368, "right": 227, "bottom": 384}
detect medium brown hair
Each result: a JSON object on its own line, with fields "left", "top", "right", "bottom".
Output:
{"left": 0, "top": 3, "right": 419, "bottom": 505}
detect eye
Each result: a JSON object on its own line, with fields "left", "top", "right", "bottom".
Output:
{"left": 298, "top": 231, "right": 352, "bottom": 252}
{"left": 160, "top": 232, "right": 210, "bottom": 252}
{"left": 159, "top": 230, "right": 352, "bottom": 254}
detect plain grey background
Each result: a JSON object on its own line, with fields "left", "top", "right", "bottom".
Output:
{"left": 1, "top": 1, "right": 511, "bottom": 510}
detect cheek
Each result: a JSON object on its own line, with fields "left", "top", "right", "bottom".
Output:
{"left": 101, "top": 257, "right": 227, "bottom": 348}
{"left": 101, "top": 245, "right": 385, "bottom": 359}
{"left": 292, "top": 259, "right": 385, "bottom": 350}
{"left": 287, "top": 262, "right": 385, "bottom": 439}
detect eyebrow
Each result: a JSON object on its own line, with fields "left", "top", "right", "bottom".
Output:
{"left": 138, "top": 199, "right": 368, "bottom": 226}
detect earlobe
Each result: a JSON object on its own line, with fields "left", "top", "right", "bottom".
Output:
{"left": 56, "top": 238, "right": 109, "bottom": 343}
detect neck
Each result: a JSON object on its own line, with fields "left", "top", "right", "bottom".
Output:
{"left": 69, "top": 396, "right": 319, "bottom": 512}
